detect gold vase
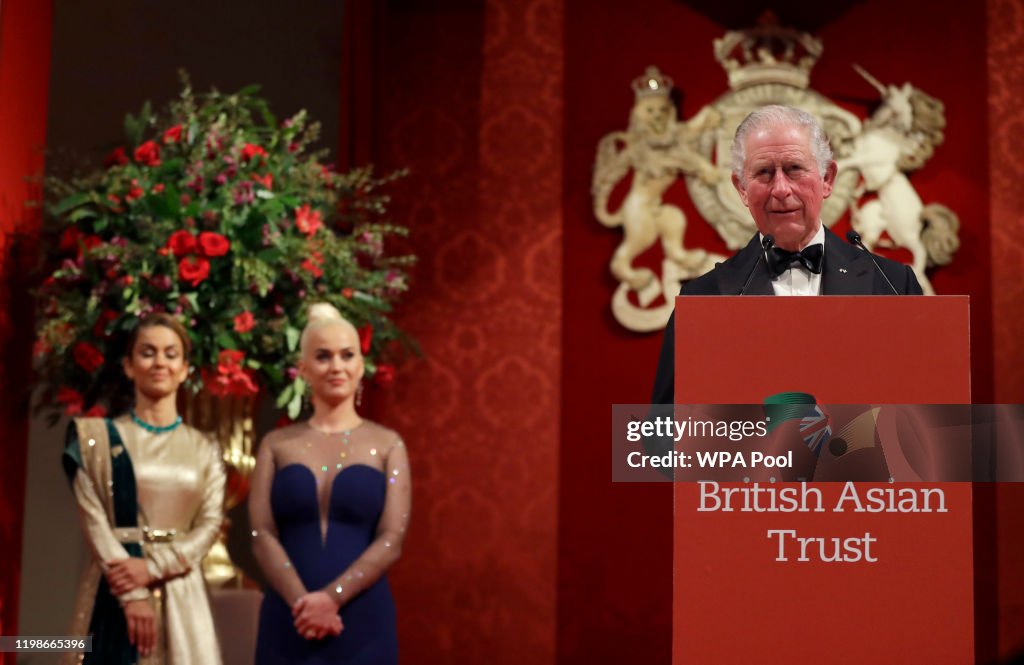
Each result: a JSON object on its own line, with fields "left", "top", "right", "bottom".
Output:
{"left": 184, "top": 389, "right": 257, "bottom": 587}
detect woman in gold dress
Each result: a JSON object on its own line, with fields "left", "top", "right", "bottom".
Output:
{"left": 62, "top": 313, "right": 225, "bottom": 664}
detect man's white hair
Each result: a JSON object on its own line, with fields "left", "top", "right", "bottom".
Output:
{"left": 730, "top": 105, "right": 833, "bottom": 181}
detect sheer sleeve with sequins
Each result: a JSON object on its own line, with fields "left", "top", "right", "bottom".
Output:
{"left": 322, "top": 431, "right": 411, "bottom": 608}
{"left": 248, "top": 429, "right": 308, "bottom": 606}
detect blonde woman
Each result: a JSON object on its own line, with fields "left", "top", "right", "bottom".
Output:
{"left": 250, "top": 303, "right": 410, "bottom": 664}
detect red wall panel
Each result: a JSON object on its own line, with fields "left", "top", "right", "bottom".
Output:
{"left": 362, "top": 1, "right": 561, "bottom": 662}
{"left": 0, "top": 0, "right": 52, "bottom": 646}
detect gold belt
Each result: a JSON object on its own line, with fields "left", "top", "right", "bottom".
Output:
{"left": 113, "top": 527, "right": 177, "bottom": 544}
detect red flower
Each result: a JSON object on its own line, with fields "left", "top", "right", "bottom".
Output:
{"left": 374, "top": 364, "right": 395, "bottom": 388}
{"left": 240, "top": 143, "right": 267, "bottom": 162}
{"left": 342, "top": 288, "right": 354, "bottom": 299}
{"left": 134, "top": 140, "right": 161, "bottom": 167}
{"left": 57, "top": 386, "right": 84, "bottom": 416}
{"left": 198, "top": 232, "right": 230, "bottom": 257}
{"left": 234, "top": 311, "right": 255, "bottom": 334}
{"left": 251, "top": 173, "right": 273, "bottom": 189}
{"left": 218, "top": 349, "right": 245, "bottom": 368}
{"left": 203, "top": 351, "right": 259, "bottom": 397}
{"left": 84, "top": 404, "right": 108, "bottom": 417}
{"left": 59, "top": 227, "right": 81, "bottom": 254}
{"left": 153, "top": 183, "right": 165, "bottom": 194}
{"left": 125, "top": 185, "right": 145, "bottom": 202}
{"left": 358, "top": 324, "right": 373, "bottom": 354}
{"left": 178, "top": 256, "right": 211, "bottom": 286}
{"left": 167, "top": 230, "right": 197, "bottom": 257}
{"left": 57, "top": 385, "right": 83, "bottom": 405}
{"left": 162, "top": 124, "right": 183, "bottom": 144}
{"left": 73, "top": 342, "right": 105, "bottom": 373}
{"left": 104, "top": 147, "right": 129, "bottom": 168}
{"left": 300, "top": 258, "right": 322, "bottom": 278}
{"left": 299, "top": 250, "right": 324, "bottom": 278}
{"left": 294, "top": 204, "right": 322, "bottom": 236}
{"left": 68, "top": 234, "right": 103, "bottom": 259}
{"left": 93, "top": 309, "right": 119, "bottom": 338}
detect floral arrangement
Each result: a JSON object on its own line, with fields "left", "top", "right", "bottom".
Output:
{"left": 33, "top": 74, "right": 414, "bottom": 420}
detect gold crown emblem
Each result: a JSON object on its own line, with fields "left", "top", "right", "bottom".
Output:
{"left": 713, "top": 12, "right": 822, "bottom": 90}
{"left": 631, "top": 66, "right": 674, "bottom": 99}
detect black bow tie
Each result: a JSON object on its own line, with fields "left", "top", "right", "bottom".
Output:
{"left": 767, "top": 243, "right": 824, "bottom": 277}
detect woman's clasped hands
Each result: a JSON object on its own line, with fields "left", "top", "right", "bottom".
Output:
{"left": 292, "top": 591, "right": 344, "bottom": 640}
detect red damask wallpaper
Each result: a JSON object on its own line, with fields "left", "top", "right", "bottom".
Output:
{"left": 988, "top": 0, "right": 1024, "bottom": 658}
{"left": 363, "top": 1, "right": 562, "bottom": 662}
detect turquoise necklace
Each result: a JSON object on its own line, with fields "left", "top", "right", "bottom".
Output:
{"left": 130, "top": 409, "right": 182, "bottom": 434}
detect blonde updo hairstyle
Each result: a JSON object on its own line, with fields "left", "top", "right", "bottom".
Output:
{"left": 299, "top": 303, "right": 361, "bottom": 356}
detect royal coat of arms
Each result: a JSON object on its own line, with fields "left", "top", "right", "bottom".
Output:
{"left": 593, "top": 18, "right": 959, "bottom": 332}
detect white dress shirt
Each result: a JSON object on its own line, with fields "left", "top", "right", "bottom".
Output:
{"left": 760, "top": 224, "right": 825, "bottom": 296}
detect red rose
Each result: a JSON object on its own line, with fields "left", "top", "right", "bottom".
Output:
{"left": 234, "top": 311, "right": 255, "bottom": 334}
{"left": 73, "top": 342, "right": 105, "bottom": 373}
{"left": 104, "top": 147, "right": 129, "bottom": 168}
{"left": 57, "top": 386, "right": 84, "bottom": 416}
{"left": 167, "top": 230, "right": 197, "bottom": 257}
{"left": 240, "top": 143, "right": 267, "bottom": 162}
{"left": 153, "top": 183, "right": 165, "bottom": 194}
{"left": 342, "top": 288, "right": 354, "bottom": 299}
{"left": 374, "top": 364, "right": 395, "bottom": 388}
{"left": 133, "top": 140, "right": 161, "bottom": 167}
{"left": 198, "top": 232, "right": 230, "bottom": 257}
{"left": 294, "top": 204, "right": 322, "bottom": 236}
{"left": 59, "top": 227, "right": 81, "bottom": 254}
{"left": 74, "top": 235, "right": 103, "bottom": 259}
{"left": 358, "top": 324, "right": 373, "bottom": 354}
{"left": 178, "top": 256, "right": 210, "bottom": 286}
{"left": 125, "top": 185, "right": 145, "bottom": 202}
{"left": 162, "top": 124, "right": 183, "bottom": 144}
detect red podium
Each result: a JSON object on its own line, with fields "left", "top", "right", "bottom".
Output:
{"left": 673, "top": 296, "right": 972, "bottom": 664}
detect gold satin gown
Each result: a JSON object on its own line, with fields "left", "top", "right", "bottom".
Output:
{"left": 64, "top": 415, "right": 226, "bottom": 665}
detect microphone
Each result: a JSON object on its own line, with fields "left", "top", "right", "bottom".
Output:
{"left": 738, "top": 234, "right": 774, "bottom": 295}
{"left": 845, "top": 230, "right": 899, "bottom": 295}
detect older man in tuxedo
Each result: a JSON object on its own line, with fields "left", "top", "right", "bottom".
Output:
{"left": 651, "top": 105, "right": 923, "bottom": 405}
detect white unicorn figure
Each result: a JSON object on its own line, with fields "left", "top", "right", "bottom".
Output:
{"left": 836, "top": 65, "right": 959, "bottom": 295}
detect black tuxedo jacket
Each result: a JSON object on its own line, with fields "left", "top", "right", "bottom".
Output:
{"left": 649, "top": 227, "right": 924, "bottom": 405}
